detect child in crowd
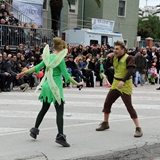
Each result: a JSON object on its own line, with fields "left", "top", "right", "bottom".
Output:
{"left": 148, "top": 63, "right": 158, "bottom": 84}
{"left": 97, "top": 58, "right": 111, "bottom": 87}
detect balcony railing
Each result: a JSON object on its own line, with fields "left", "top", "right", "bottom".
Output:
{"left": 1, "top": 0, "right": 33, "bottom": 24}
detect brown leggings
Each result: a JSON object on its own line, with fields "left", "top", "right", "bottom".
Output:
{"left": 103, "top": 90, "right": 138, "bottom": 119}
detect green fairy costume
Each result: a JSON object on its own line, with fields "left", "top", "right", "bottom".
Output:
{"left": 24, "top": 45, "right": 78, "bottom": 105}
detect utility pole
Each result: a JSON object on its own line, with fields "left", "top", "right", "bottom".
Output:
{"left": 146, "top": 0, "right": 148, "bottom": 7}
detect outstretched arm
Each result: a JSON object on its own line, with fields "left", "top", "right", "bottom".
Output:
{"left": 69, "top": 77, "right": 84, "bottom": 87}
{"left": 16, "top": 61, "right": 45, "bottom": 79}
{"left": 16, "top": 67, "right": 36, "bottom": 79}
{"left": 60, "top": 59, "right": 84, "bottom": 87}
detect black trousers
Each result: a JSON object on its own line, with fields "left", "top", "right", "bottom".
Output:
{"left": 0, "top": 73, "right": 5, "bottom": 90}
{"left": 0, "top": 73, "right": 14, "bottom": 89}
{"left": 105, "top": 68, "right": 114, "bottom": 84}
{"left": 82, "top": 69, "right": 94, "bottom": 87}
{"left": 35, "top": 100, "right": 64, "bottom": 134}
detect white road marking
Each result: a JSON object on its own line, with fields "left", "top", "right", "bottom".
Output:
{"left": 0, "top": 115, "right": 160, "bottom": 137}
{"left": 0, "top": 87, "right": 159, "bottom": 138}
{"left": 0, "top": 99, "right": 160, "bottom": 110}
{"left": 0, "top": 110, "right": 133, "bottom": 120}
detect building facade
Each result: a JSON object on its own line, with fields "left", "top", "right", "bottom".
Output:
{"left": 0, "top": 0, "right": 139, "bottom": 48}
{"left": 60, "top": 0, "right": 139, "bottom": 48}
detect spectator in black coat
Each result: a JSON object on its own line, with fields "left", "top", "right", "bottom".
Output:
{"left": 1, "top": 19, "right": 9, "bottom": 45}
{"left": 90, "top": 44, "right": 99, "bottom": 57}
{"left": 66, "top": 54, "right": 85, "bottom": 83}
{"left": 40, "top": 42, "right": 47, "bottom": 54}
{"left": 7, "top": 54, "right": 24, "bottom": 85}
{"left": 3, "top": 45, "right": 11, "bottom": 55}
{"left": 88, "top": 58, "right": 103, "bottom": 86}
{"left": 0, "top": 4, "right": 9, "bottom": 15}
{"left": 104, "top": 56, "right": 114, "bottom": 84}
{"left": 0, "top": 53, "right": 14, "bottom": 92}
{"left": 8, "top": 12, "right": 19, "bottom": 25}
{"left": 0, "top": 12, "right": 5, "bottom": 22}
{"left": 148, "top": 47, "right": 159, "bottom": 69}
{"left": 18, "top": 55, "right": 27, "bottom": 68}
{"left": 72, "top": 47, "right": 79, "bottom": 59}
{"left": 77, "top": 57, "right": 94, "bottom": 87}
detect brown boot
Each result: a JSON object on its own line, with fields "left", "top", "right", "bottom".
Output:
{"left": 134, "top": 127, "right": 143, "bottom": 137}
{"left": 96, "top": 122, "right": 109, "bottom": 131}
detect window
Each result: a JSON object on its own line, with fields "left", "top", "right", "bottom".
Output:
{"left": 118, "top": 0, "right": 126, "bottom": 16}
{"left": 124, "top": 39, "right": 128, "bottom": 48}
{"left": 90, "top": 40, "right": 98, "bottom": 45}
{"left": 69, "top": 0, "right": 78, "bottom": 14}
{"left": 43, "top": 0, "right": 47, "bottom": 10}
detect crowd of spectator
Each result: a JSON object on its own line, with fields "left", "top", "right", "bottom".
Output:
{"left": 65, "top": 43, "right": 160, "bottom": 88}
{"left": 0, "top": 4, "right": 45, "bottom": 46}
{"left": 0, "top": 42, "right": 47, "bottom": 93}
{"left": 128, "top": 45, "right": 160, "bottom": 88}
{"left": 1, "top": 40, "right": 160, "bottom": 93}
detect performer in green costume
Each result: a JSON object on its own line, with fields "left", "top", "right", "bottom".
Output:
{"left": 96, "top": 41, "right": 143, "bottom": 138}
{"left": 17, "top": 38, "right": 83, "bottom": 147}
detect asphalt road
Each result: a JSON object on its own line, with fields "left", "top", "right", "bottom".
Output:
{"left": 0, "top": 84, "right": 160, "bottom": 160}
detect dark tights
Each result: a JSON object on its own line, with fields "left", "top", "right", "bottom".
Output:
{"left": 35, "top": 100, "right": 64, "bottom": 134}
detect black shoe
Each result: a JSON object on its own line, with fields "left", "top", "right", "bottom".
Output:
{"left": 55, "top": 134, "right": 70, "bottom": 147}
{"left": 30, "top": 127, "right": 39, "bottom": 139}
{"left": 156, "top": 87, "right": 160, "bottom": 90}
{"left": 1, "top": 88, "right": 7, "bottom": 92}
{"left": 6, "top": 88, "right": 11, "bottom": 92}
{"left": 134, "top": 83, "right": 137, "bottom": 87}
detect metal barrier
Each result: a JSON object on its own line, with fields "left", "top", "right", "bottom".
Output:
{"left": 0, "top": 24, "right": 54, "bottom": 49}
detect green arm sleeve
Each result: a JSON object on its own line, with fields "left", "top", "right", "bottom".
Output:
{"left": 34, "top": 61, "right": 45, "bottom": 74}
{"left": 59, "top": 59, "right": 78, "bottom": 85}
{"left": 59, "top": 59, "right": 72, "bottom": 82}
{"left": 24, "top": 61, "right": 45, "bottom": 74}
{"left": 24, "top": 67, "right": 35, "bottom": 74}
{"left": 69, "top": 77, "right": 78, "bottom": 85}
